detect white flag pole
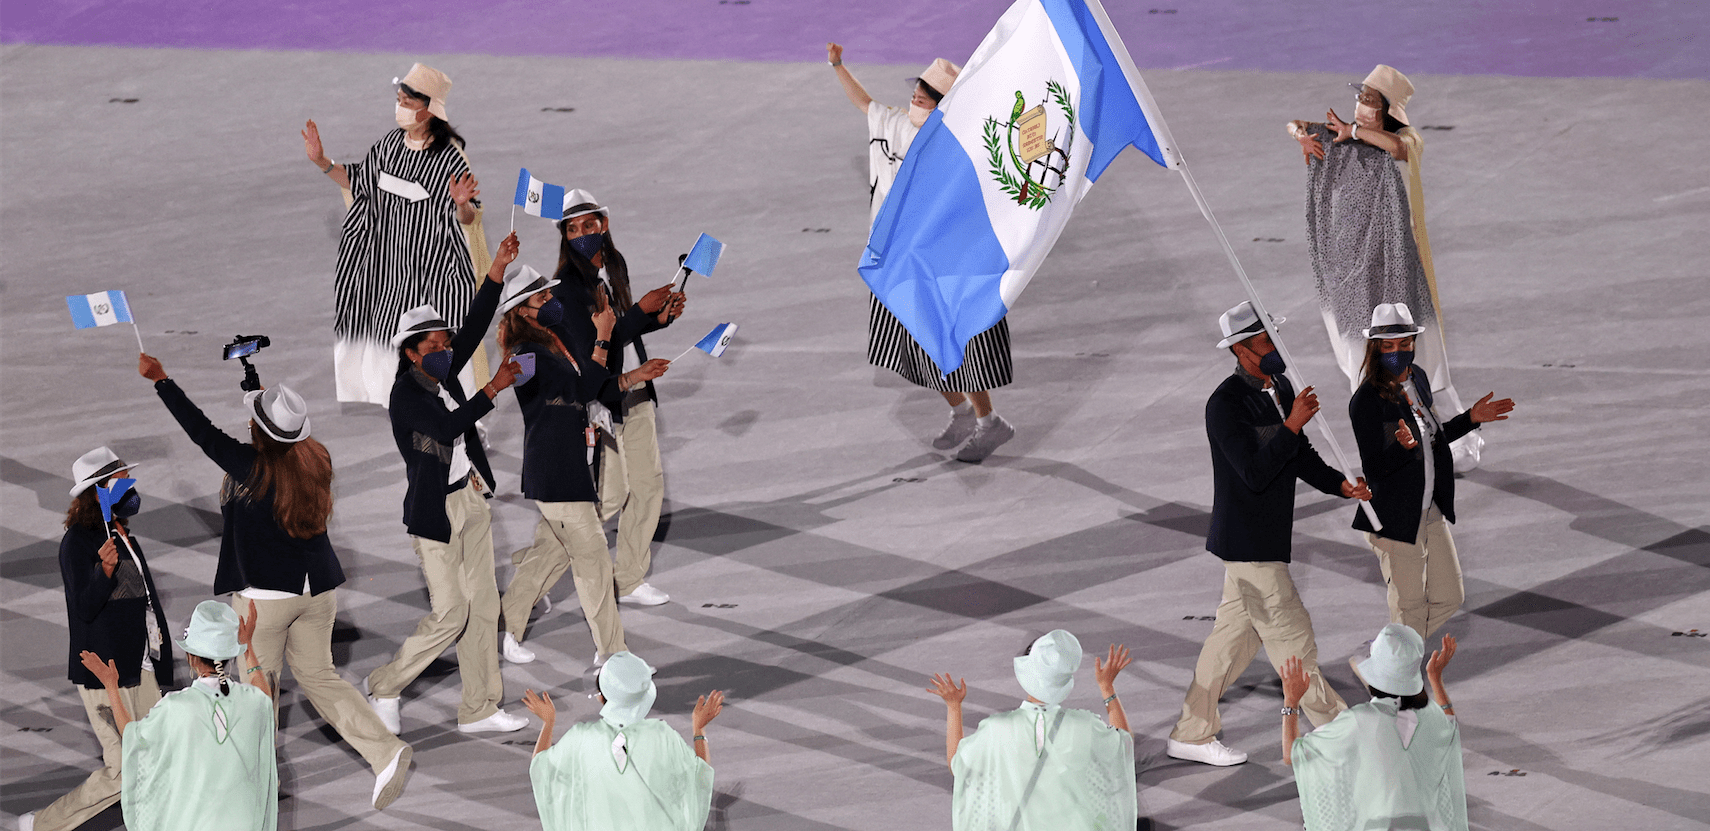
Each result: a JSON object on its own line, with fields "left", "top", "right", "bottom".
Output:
{"left": 131, "top": 322, "right": 145, "bottom": 353}
{"left": 1087, "top": 0, "right": 1380, "bottom": 529}
{"left": 510, "top": 203, "right": 517, "bottom": 234}
{"left": 672, "top": 345, "right": 697, "bottom": 363}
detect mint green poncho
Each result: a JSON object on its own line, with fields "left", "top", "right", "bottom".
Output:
{"left": 1291, "top": 699, "right": 1467, "bottom": 831}
{"left": 530, "top": 717, "right": 714, "bottom": 830}
{"left": 120, "top": 680, "right": 277, "bottom": 831}
{"left": 951, "top": 704, "right": 1136, "bottom": 831}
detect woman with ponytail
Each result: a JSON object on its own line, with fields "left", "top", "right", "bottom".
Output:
{"left": 137, "top": 355, "right": 415, "bottom": 811}
{"left": 80, "top": 600, "right": 276, "bottom": 830}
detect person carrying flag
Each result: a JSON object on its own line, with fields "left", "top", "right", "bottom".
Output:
{"left": 827, "top": 43, "right": 1017, "bottom": 463}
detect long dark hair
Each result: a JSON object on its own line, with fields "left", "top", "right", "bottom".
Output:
{"left": 1359, "top": 339, "right": 1407, "bottom": 404}
{"left": 245, "top": 425, "right": 334, "bottom": 539}
{"left": 498, "top": 306, "right": 561, "bottom": 357}
{"left": 554, "top": 219, "right": 633, "bottom": 313}
{"left": 399, "top": 83, "right": 466, "bottom": 154}
{"left": 1372, "top": 92, "right": 1407, "bottom": 134}
{"left": 1368, "top": 685, "right": 1429, "bottom": 711}
{"left": 65, "top": 487, "right": 123, "bottom": 530}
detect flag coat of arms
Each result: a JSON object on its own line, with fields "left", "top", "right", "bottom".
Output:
{"left": 693, "top": 323, "right": 738, "bottom": 358}
{"left": 858, "top": 0, "right": 1181, "bottom": 374}
{"left": 514, "top": 168, "right": 565, "bottom": 221}
{"left": 67, "top": 290, "right": 134, "bottom": 329}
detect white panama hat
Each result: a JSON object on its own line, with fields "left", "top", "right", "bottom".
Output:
{"left": 598, "top": 651, "right": 659, "bottom": 728}
{"left": 70, "top": 446, "right": 139, "bottom": 497}
{"left": 498, "top": 265, "right": 561, "bottom": 315}
{"left": 561, "top": 188, "right": 609, "bottom": 220}
{"left": 244, "top": 384, "right": 311, "bottom": 444}
{"left": 1216, "top": 301, "right": 1285, "bottom": 349}
{"left": 1363, "top": 302, "right": 1425, "bottom": 339}
{"left": 391, "top": 304, "right": 451, "bottom": 348}
{"left": 1013, "top": 629, "right": 1082, "bottom": 706}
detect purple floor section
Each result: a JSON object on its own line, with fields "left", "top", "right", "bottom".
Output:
{"left": 3, "top": 0, "right": 1706, "bottom": 79}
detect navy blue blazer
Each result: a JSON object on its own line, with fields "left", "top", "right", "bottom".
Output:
{"left": 155, "top": 379, "right": 345, "bottom": 595}
{"left": 550, "top": 275, "right": 672, "bottom": 422}
{"left": 1205, "top": 370, "right": 1349, "bottom": 562}
{"left": 388, "top": 277, "right": 503, "bottom": 542}
{"left": 512, "top": 337, "right": 610, "bottom": 502}
{"left": 1349, "top": 368, "right": 1478, "bottom": 543}
{"left": 60, "top": 522, "right": 174, "bottom": 689}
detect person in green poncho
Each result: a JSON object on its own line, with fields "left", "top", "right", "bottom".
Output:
{"left": 929, "top": 630, "right": 1138, "bottom": 831}
{"left": 80, "top": 600, "right": 278, "bottom": 831}
{"left": 522, "top": 652, "right": 724, "bottom": 830}
{"left": 1280, "top": 624, "right": 1466, "bottom": 831}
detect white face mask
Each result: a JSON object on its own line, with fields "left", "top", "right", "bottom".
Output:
{"left": 908, "top": 103, "right": 932, "bottom": 129}
{"left": 1355, "top": 101, "right": 1382, "bottom": 127}
{"left": 395, "top": 102, "right": 423, "bottom": 131}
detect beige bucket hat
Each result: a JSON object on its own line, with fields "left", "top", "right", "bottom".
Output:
{"left": 1356, "top": 64, "right": 1413, "bottom": 126}
{"left": 394, "top": 63, "right": 452, "bottom": 121}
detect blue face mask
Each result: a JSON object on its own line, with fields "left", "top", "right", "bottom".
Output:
{"left": 534, "top": 298, "right": 565, "bottom": 327}
{"left": 1379, "top": 349, "right": 1414, "bottom": 376}
{"left": 1257, "top": 350, "right": 1287, "bottom": 377}
{"left": 420, "top": 348, "right": 454, "bottom": 381}
{"left": 112, "top": 488, "right": 142, "bottom": 518}
{"left": 569, "top": 233, "right": 605, "bottom": 261}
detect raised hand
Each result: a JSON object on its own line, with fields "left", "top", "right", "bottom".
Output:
{"left": 637, "top": 284, "right": 674, "bottom": 315}
{"left": 80, "top": 651, "right": 121, "bottom": 689}
{"left": 1396, "top": 418, "right": 1418, "bottom": 449}
{"left": 661, "top": 291, "right": 687, "bottom": 323}
{"left": 692, "top": 690, "right": 725, "bottom": 732}
{"left": 237, "top": 600, "right": 259, "bottom": 650}
{"left": 927, "top": 673, "right": 968, "bottom": 705}
{"left": 826, "top": 42, "right": 844, "bottom": 65}
{"left": 490, "top": 230, "right": 520, "bottom": 280}
{"left": 1468, "top": 392, "right": 1515, "bottom": 424}
{"left": 490, "top": 351, "right": 522, "bottom": 391}
{"left": 138, "top": 353, "right": 167, "bottom": 382}
{"left": 522, "top": 689, "right": 556, "bottom": 723}
{"left": 592, "top": 287, "right": 617, "bottom": 339}
{"left": 1093, "top": 644, "right": 1132, "bottom": 695}
{"left": 1285, "top": 385, "right": 1321, "bottom": 433}
{"left": 1426, "top": 633, "right": 1458, "bottom": 683}
{"left": 1341, "top": 476, "right": 1372, "bottom": 501}
{"left": 1279, "top": 655, "right": 1310, "bottom": 707}
{"left": 1325, "top": 109, "right": 1355, "bottom": 143}
{"left": 449, "top": 172, "right": 480, "bottom": 207}
{"left": 302, "top": 119, "right": 325, "bottom": 164}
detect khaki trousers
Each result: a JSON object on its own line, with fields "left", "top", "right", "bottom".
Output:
{"left": 30, "top": 676, "right": 160, "bottom": 831}
{"left": 1366, "top": 504, "right": 1463, "bottom": 640}
{"left": 235, "top": 590, "right": 405, "bottom": 774}
{"left": 367, "top": 483, "right": 502, "bottom": 724}
{"left": 1171, "top": 561, "right": 1346, "bottom": 743}
{"left": 501, "top": 501, "right": 626, "bottom": 656}
{"left": 597, "top": 400, "right": 665, "bottom": 596}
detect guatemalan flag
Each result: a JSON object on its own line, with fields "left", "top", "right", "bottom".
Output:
{"left": 513, "top": 168, "right": 565, "bottom": 221}
{"left": 67, "top": 290, "right": 134, "bottom": 329}
{"left": 858, "top": 0, "right": 1182, "bottom": 374}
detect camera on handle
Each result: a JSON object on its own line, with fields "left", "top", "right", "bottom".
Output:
{"left": 222, "top": 335, "right": 270, "bottom": 392}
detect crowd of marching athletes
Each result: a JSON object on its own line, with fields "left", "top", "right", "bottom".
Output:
{"left": 25, "top": 50, "right": 1515, "bottom": 831}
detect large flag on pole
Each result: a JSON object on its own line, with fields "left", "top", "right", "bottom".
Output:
{"left": 858, "top": 0, "right": 1181, "bottom": 374}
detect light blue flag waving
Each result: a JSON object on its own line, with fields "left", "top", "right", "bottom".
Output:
{"left": 674, "top": 323, "right": 738, "bottom": 361}
{"left": 513, "top": 168, "right": 565, "bottom": 221}
{"left": 67, "top": 291, "right": 133, "bottom": 329}
{"left": 683, "top": 234, "right": 726, "bottom": 276}
{"left": 857, "top": 0, "right": 1181, "bottom": 374}
{"left": 96, "top": 478, "right": 136, "bottom": 524}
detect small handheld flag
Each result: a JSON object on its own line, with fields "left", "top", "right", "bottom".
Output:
{"left": 512, "top": 168, "right": 566, "bottom": 229}
{"left": 96, "top": 478, "right": 136, "bottom": 524}
{"left": 673, "top": 233, "right": 727, "bottom": 291}
{"left": 68, "top": 290, "right": 145, "bottom": 351}
{"left": 673, "top": 322, "right": 738, "bottom": 362}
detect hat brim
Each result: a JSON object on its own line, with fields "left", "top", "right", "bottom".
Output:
{"left": 1356, "top": 654, "right": 1423, "bottom": 696}
{"left": 174, "top": 635, "right": 242, "bottom": 662}
{"left": 1216, "top": 314, "right": 1285, "bottom": 349}
{"left": 390, "top": 323, "right": 452, "bottom": 349}
{"left": 498, "top": 278, "right": 562, "bottom": 315}
{"left": 71, "top": 463, "right": 140, "bottom": 497}
{"left": 1362, "top": 325, "right": 1424, "bottom": 339}
{"left": 562, "top": 205, "right": 608, "bottom": 220}
{"left": 244, "top": 390, "right": 311, "bottom": 444}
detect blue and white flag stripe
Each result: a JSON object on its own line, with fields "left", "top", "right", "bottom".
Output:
{"left": 67, "top": 290, "right": 133, "bottom": 329}
{"left": 96, "top": 478, "right": 135, "bottom": 523}
{"left": 859, "top": 0, "right": 1179, "bottom": 374}
{"left": 513, "top": 168, "right": 565, "bottom": 221}
{"left": 694, "top": 322, "right": 738, "bottom": 358}
{"left": 683, "top": 233, "right": 726, "bottom": 276}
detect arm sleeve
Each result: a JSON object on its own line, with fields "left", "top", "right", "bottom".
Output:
{"left": 1295, "top": 432, "right": 1350, "bottom": 497}
{"left": 1440, "top": 410, "right": 1478, "bottom": 445}
{"left": 1206, "top": 394, "right": 1302, "bottom": 493}
{"left": 450, "top": 278, "right": 504, "bottom": 372}
{"left": 391, "top": 385, "right": 495, "bottom": 445}
{"left": 1350, "top": 390, "right": 1421, "bottom": 481}
{"left": 155, "top": 379, "right": 255, "bottom": 480}
{"left": 62, "top": 529, "right": 117, "bottom": 623}
{"left": 611, "top": 304, "right": 657, "bottom": 347}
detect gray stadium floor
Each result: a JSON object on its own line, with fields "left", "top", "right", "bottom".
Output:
{"left": 3, "top": 45, "right": 1708, "bottom": 830}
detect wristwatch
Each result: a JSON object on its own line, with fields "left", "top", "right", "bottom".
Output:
{"left": 1280, "top": 706, "right": 1303, "bottom": 716}
{"left": 593, "top": 339, "right": 611, "bottom": 350}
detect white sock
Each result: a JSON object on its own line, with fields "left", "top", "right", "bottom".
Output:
{"left": 951, "top": 401, "right": 974, "bottom": 415}
{"left": 978, "top": 412, "right": 999, "bottom": 427}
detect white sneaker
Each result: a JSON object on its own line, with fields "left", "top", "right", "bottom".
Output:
{"left": 371, "top": 744, "right": 412, "bottom": 810}
{"left": 955, "top": 415, "right": 1015, "bottom": 463}
{"left": 502, "top": 633, "right": 536, "bottom": 664}
{"left": 618, "top": 583, "right": 670, "bottom": 606}
{"left": 539, "top": 594, "right": 553, "bottom": 615}
{"left": 19, "top": 812, "right": 35, "bottom": 831}
{"left": 366, "top": 681, "right": 402, "bottom": 735}
{"left": 457, "top": 710, "right": 529, "bottom": 734}
{"left": 1166, "top": 738, "right": 1248, "bottom": 766}
{"left": 932, "top": 407, "right": 978, "bottom": 450}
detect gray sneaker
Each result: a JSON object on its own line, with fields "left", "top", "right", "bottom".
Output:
{"left": 932, "top": 408, "right": 978, "bottom": 450}
{"left": 955, "top": 415, "right": 1015, "bottom": 463}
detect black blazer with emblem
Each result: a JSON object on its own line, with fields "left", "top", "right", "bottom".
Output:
{"left": 1349, "top": 366, "right": 1479, "bottom": 543}
{"left": 1205, "top": 369, "right": 1349, "bottom": 563}
{"left": 388, "top": 278, "right": 503, "bottom": 543}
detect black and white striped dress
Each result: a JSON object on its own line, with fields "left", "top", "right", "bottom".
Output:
{"left": 333, "top": 129, "right": 476, "bottom": 404}
{"left": 864, "top": 104, "right": 1013, "bottom": 393}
